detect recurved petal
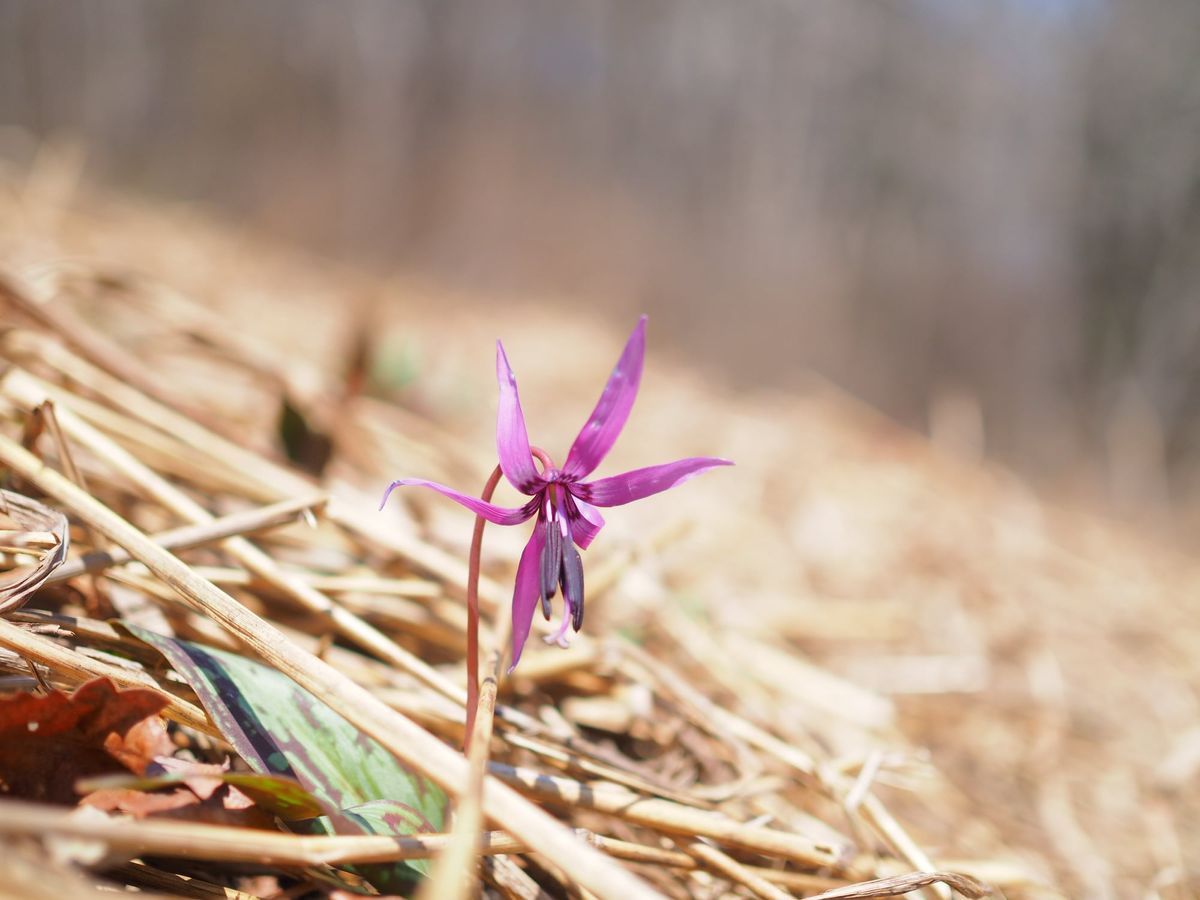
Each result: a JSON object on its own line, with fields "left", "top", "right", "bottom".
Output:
{"left": 562, "top": 316, "right": 647, "bottom": 479}
{"left": 496, "top": 341, "right": 544, "bottom": 494}
{"left": 509, "top": 523, "right": 547, "bottom": 672}
{"left": 380, "top": 479, "right": 538, "bottom": 526}
{"left": 577, "top": 457, "right": 733, "bottom": 507}
{"left": 561, "top": 492, "right": 605, "bottom": 549}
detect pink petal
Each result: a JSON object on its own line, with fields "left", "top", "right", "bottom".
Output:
{"left": 577, "top": 457, "right": 733, "bottom": 507}
{"left": 380, "top": 479, "right": 538, "bottom": 525}
{"left": 495, "top": 341, "right": 544, "bottom": 494}
{"left": 562, "top": 492, "right": 605, "bottom": 549}
{"left": 508, "top": 522, "right": 546, "bottom": 672}
{"left": 562, "top": 316, "right": 647, "bottom": 479}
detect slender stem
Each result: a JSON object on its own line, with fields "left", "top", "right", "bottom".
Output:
{"left": 463, "top": 447, "right": 555, "bottom": 750}
{"left": 464, "top": 464, "right": 505, "bottom": 748}
{"left": 445, "top": 446, "right": 559, "bottom": 897}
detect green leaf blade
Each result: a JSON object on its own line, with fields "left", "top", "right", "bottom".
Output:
{"left": 125, "top": 624, "right": 448, "bottom": 885}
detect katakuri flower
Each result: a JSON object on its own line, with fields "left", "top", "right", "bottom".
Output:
{"left": 381, "top": 316, "right": 732, "bottom": 670}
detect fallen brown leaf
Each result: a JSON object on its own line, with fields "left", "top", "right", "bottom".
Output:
{"left": 80, "top": 755, "right": 306, "bottom": 828}
{"left": 0, "top": 676, "right": 168, "bottom": 804}
{"left": 152, "top": 754, "right": 234, "bottom": 801}
{"left": 104, "top": 709, "right": 175, "bottom": 774}
{"left": 81, "top": 782, "right": 274, "bottom": 829}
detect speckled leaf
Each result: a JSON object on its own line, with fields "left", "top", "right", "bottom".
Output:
{"left": 303, "top": 798, "right": 444, "bottom": 881}
{"left": 125, "top": 625, "right": 447, "bottom": 884}
{"left": 340, "top": 798, "right": 439, "bottom": 835}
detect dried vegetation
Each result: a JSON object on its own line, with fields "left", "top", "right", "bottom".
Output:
{"left": 0, "top": 159, "right": 1195, "bottom": 898}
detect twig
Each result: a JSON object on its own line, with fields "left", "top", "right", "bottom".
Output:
{"left": 0, "top": 796, "right": 523, "bottom": 865}
{"left": 800, "top": 871, "right": 991, "bottom": 900}
{"left": 110, "top": 861, "right": 265, "bottom": 900}
{"left": 582, "top": 833, "right": 846, "bottom": 893}
{"left": 162, "top": 566, "right": 439, "bottom": 599}
{"left": 685, "top": 840, "right": 796, "bottom": 900}
{"left": 46, "top": 492, "right": 328, "bottom": 584}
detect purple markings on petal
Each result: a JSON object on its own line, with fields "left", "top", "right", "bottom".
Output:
{"left": 509, "top": 524, "right": 547, "bottom": 672}
{"left": 495, "top": 341, "right": 544, "bottom": 494}
{"left": 578, "top": 457, "right": 733, "bottom": 507}
{"left": 380, "top": 479, "right": 538, "bottom": 525}
{"left": 562, "top": 316, "right": 647, "bottom": 479}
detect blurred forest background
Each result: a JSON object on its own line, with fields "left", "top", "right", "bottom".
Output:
{"left": 1, "top": 0, "right": 1198, "bottom": 537}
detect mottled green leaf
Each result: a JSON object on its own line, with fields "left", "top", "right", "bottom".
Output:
{"left": 297, "top": 798, "right": 445, "bottom": 881}
{"left": 340, "top": 798, "right": 439, "bottom": 835}
{"left": 124, "top": 624, "right": 447, "bottom": 884}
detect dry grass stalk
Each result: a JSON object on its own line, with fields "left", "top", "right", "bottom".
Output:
{"left": 581, "top": 834, "right": 850, "bottom": 893}
{"left": 683, "top": 840, "right": 795, "bottom": 900}
{"left": 0, "top": 797, "right": 524, "bottom": 866}
{"left": 801, "top": 871, "right": 991, "bottom": 900}
{"left": 480, "top": 855, "right": 553, "bottom": 900}
{"left": 46, "top": 492, "right": 328, "bottom": 584}
{"left": 489, "top": 763, "right": 844, "bottom": 870}
{"left": 108, "top": 862, "right": 264, "bottom": 900}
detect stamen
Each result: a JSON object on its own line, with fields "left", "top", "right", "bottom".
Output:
{"left": 539, "top": 516, "right": 562, "bottom": 619}
{"left": 561, "top": 541, "right": 584, "bottom": 632}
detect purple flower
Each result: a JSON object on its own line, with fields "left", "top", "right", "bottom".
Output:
{"left": 381, "top": 316, "right": 732, "bottom": 670}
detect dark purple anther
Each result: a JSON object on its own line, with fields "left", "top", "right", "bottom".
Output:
{"left": 562, "top": 542, "right": 584, "bottom": 631}
{"left": 539, "top": 517, "right": 562, "bottom": 619}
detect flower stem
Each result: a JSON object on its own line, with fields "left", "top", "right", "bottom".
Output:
{"left": 464, "top": 464, "right": 504, "bottom": 750}
{"left": 463, "top": 446, "right": 555, "bottom": 751}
